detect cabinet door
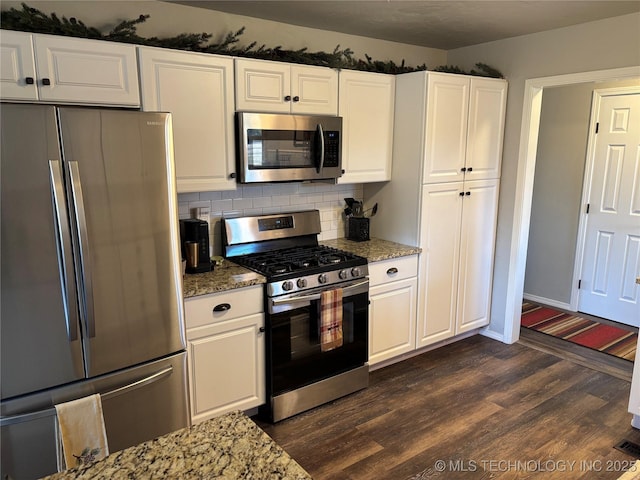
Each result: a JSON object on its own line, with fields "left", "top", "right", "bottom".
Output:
{"left": 423, "top": 73, "right": 469, "bottom": 184}
{"left": 416, "top": 182, "right": 463, "bottom": 347}
{"left": 0, "top": 30, "right": 38, "bottom": 101}
{"left": 456, "top": 179, "right": 499, "bottom": 333}
{"left": 138, "top": 47, "right": 236, "bottom": 192}
{"left": 235, "top": 58, "right": 291, "bottom": 113}
{"left": 187, "top": 313, "right": 265, "bottom": 423}
{"left": 290, "top": 65, "right": 338, "bottom": 115}
{"left": 465, "top": 78, "right": 507, "bottom": 180}
{"left": 33, "top": 34, "right": 139, "bottom": 106}
{"left": 338, "top": 70, "right": 395, "bottom": 183}
{"left": 369, "top": 277, "right": 417, "bottom": 366}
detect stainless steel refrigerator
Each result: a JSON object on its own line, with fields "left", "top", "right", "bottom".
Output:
{"left": 1, "top": 104, "right": 190, "bottom": 479}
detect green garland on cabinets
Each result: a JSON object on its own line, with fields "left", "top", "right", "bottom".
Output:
{"left": 0, "top": 3, "right": 503, "bottom": 78}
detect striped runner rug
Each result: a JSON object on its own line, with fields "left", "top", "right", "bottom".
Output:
{"left": 521, "top": 302, "right": 637, "bottom": 361}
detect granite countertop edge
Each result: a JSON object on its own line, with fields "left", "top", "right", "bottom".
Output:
{"left": 321, "top": 237, "right": 421, "bottom": 263}
{"left": 42, "top": 411, "right": 311, "bottom": 480}
{"left": 183, "top": 238, "right": 420, "bottom": 298}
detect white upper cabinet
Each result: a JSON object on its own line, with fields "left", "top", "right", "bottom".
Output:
{"left": 0, "top": 30, "right": 140, "bottom": 106}
{"left": 235, "top": 58, "right": 338, "bottom": 115}
{"left": 423, "top": 72, "right": 507, "bottom": 183}
{"left": 338, "top": 70, "right": 395, "bottom": 184}
{"left": 138, "top": 47, "right": 236, "bottom": 192}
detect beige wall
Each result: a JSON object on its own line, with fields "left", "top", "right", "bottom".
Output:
{"left": 0, "top": 0, "right": 447, "bottom": 68}
{"left": 448, "top": 12, "right": 640, "bottom": 337}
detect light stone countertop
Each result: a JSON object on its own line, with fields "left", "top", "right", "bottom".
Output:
{"left": 41, "top": 411, "right": 311, "bottom": 480}
{"left": 321, "top": 237, "right": 421, "bottom": 262}
{"left": 183, "top": 261, "right": 266, "bottom": 299}
{"left": 182, "top": 238, "right": 419, "bottom": 298}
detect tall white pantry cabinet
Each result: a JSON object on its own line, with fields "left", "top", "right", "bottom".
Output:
{"left": 365, "top": 71, "right": 507, "bottom": 348}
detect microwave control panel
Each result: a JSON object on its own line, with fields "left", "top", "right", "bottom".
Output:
{"left": 324, "top": 131, "right": 340, "bottom": 167}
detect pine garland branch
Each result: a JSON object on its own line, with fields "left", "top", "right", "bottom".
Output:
{"left": 0, "top": 3, "right": 503, "bottom": 78}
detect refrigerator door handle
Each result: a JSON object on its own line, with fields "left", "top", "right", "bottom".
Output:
{"left": 68, "top": 161, "right": 96, "bottom": 338}
{"left": 0, "top": 366, "right": 174, "bottom": 427}
{"left": 48, "top": 160, "right": 79, "bottom": 342}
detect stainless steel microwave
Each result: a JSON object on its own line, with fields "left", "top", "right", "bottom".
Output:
{"left": 236, "top": 112, "right": 343, "bottom": 183}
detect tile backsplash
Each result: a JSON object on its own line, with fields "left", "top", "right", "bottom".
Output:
{"left": 178, "top": 182, "right": 363, "bottom": 256}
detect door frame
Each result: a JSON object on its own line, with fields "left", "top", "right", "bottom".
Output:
{"left": 502, "top": 66, "right": 640, "bottom": 344}
{"left": 571, "top": 86, "right": 640, "bottom": 312}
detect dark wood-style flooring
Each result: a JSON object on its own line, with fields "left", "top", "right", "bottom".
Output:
{"left": 255, "top": 335, "right": 640, "bottom": 479}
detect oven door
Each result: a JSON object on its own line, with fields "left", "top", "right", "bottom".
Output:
{"left": 237, "top": 112, "right": 342, "bottom": 183}
{"left": 266, "top": 279, "right": 368, "bottom": 397}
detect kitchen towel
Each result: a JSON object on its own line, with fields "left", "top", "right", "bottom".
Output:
{"left": 320, "top": 288, "right": 343, "bottom": 352}
{"left": 55, "top": 394, "right": 109, "bottom": 471}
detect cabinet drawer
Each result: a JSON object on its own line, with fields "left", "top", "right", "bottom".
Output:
{"left": 185, "top": 285, "right": 263, "bottom": 329}
{"left": 369, "top": 255, "right": 418, "bottom": 286}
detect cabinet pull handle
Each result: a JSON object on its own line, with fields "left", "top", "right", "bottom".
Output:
{"left": 213, "top": 303, "right": 231, "bottom": 312}
{"left": 42, "top": 78, "right": 51, "bottom": 86}
{"left": 25, "top": 77, "right": 34, "bottom": 85}
{"left": 284, "top": 95, "right": 291, "bottom": 101}
{"left": 229, "top": 172, "right": 236, "bottom": 179}
{"left": 292, "top": 96, "right": 300, "bottom": 102}
{"left": 386, "top": 267, "right": 398, "bottom": 275}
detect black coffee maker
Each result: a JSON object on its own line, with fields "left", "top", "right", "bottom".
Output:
{"left": 179, "top": 219, "right": 213, "bottom": 273}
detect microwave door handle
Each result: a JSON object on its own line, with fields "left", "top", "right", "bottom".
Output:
{"left": 316, "top": 123, "right": 325, "bottom": 173}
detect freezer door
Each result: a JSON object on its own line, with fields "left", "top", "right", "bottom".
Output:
{"left": 57, "top": 108, "right": 185, "bottom": 377}
{"left": 0, "top": 352, "right": 189, "bottom": 480}
{"left": 1, "top": 103, "right": 84, "bottom": 399}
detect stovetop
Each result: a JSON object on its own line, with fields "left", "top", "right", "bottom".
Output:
{"left": 232, "top": 245, "right": 365, "bottom": 279}
{"left": 222, "top": 210, "right": 369, "bottom": 297}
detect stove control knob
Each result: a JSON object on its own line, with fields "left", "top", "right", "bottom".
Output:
{"left": 318, "top": 273, "right": 327, "bottom": 284}
{"left": 339, "top": 269, "right": 349, "bottom": 280}
{"left": 282, "top": 280, "right": 294, "bottom": 291}
{"left": 297, "top": 278, "right": 307, "bottom": 288}
{"left": 351, "top": 267, "right": 361, "bottom": 277}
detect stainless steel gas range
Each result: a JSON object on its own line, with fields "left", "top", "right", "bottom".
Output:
{"left": 222, "top": 210, "right": 369, "bottom": 422}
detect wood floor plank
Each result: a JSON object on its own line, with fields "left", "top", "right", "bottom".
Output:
{"left": 255, "top": 336, "right": 638, "bottom": 480}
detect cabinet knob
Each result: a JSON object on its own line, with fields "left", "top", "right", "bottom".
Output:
{"left": 42, "top": 78, "right": 51, "bottom": 86}
{"left": 229, "top": 172, "right": 236, "bottom": 179}
{"left": 386, "top": 267, "right": 399, "bottom": 275}
{"left": 284, "top": 95, "right": 291, "bottom": 102}
{"left": 292, "top": 96, "right": 300, "bottom": 102}
{"left": 25, "top": 77, "right": 34, "bottom": 85}
{"left": 259, "top": 326, "right": 265, "bottom": 333}
{"left": 213, "top": 303, "right": 231, "bottom": 312}
{"left": 465, "top": 191, "right": 471, "bottom": 196}
{"left": 461, "top": 167, "right": 467, "bottom": 172}
{"left": 467, "top": 167, "right": 473, "bottom": 172}
{"left": 459, "top": 192, "right": 465, "bottom": 196}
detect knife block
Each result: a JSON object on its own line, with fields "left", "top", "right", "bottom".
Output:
{"left": 347, "top": 217, "right": 370, "bottom": 242}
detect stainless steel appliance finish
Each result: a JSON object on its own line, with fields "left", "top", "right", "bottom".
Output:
{"left": 1, "top": 103, "right": 189, "bottom": 479}
{"left": 236, "top": 112, "right": 343, "bottom": 183}
{"left": 223, "top": 210, "right": 369, "bottom": 422}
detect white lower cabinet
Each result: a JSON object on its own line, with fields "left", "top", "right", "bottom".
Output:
{"left": 368, "top": 255, "right": 418, "bottom": 366}
{"left": 184, "top": 285, "right": 265, "bottom": 424}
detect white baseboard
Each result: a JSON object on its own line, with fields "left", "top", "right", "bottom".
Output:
{"left": 480, "top": 328, "right": 507, "bottom": 343}
{"left": 523, "top": 293, "right": 572, "bottom": 312}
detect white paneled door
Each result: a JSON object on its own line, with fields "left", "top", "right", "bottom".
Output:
{"left": 579, "top": 90, "right": 640, "bottom": 326}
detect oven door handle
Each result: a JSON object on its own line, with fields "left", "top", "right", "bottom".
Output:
{"left": 271, "top": 279, "right": 369, "bottom": 306}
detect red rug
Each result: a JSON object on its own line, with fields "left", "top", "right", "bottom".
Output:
{"left": 521, "top": 302, "right": 637, "bottom": 361}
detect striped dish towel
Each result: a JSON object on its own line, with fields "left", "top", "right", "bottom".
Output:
{"left": 320, "top": 288, "right": 343, "bottom": 352}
